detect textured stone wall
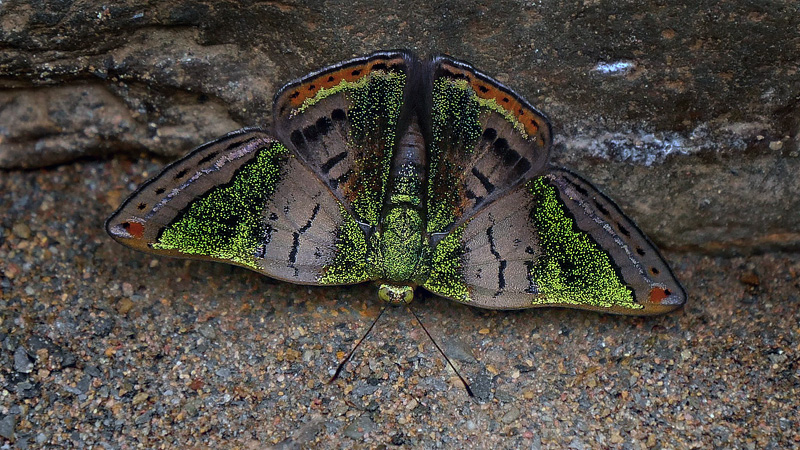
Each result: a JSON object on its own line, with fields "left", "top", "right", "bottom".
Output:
{"left": 1, "top": 0, "right": 798, "bottom": 252}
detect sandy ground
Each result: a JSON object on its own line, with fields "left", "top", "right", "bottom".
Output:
{"left": 1, "top": 157, "right": 798, "bottom": 449}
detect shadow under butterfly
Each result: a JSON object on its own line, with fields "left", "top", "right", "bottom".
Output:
{"left": 106, "top": 51, "right": 687, "bottom": 396}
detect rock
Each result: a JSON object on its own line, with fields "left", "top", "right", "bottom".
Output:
{"left": 501, "top": 406, "right": 520, "bottom": 424}
{"left": 0, "top": 413, "right": 16, "bottom": 440}
{"left": 11, "top": 223, "right": 31, "bottom": 240}
{"left": 0, "top": 1, "right": 797, "bottom": 252}
{"left": 13, "top": 346, "right": 33, "bottom": 373}
{"left": 343, "top": 414, "right": 376, "bottom": 440}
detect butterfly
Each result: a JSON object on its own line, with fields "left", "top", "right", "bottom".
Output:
{"left": 106, "top": 50, "right": 686, "bottom": 316}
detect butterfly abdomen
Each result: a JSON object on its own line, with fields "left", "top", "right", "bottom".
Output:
{"left": 368, "top": 119, "right": 432, "bottom": 284}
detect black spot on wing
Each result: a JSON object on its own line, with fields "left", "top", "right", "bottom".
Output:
{"left": 471, "top": 167, "right": 495, "bottom": 194}
{"left": 299, "top": 204, "right": 321, "bottom": 234}
{"left": 321, "top": 152, "right": 348, "bottom": 175}
{"left": 487, "top": 225, "right": 500, "bottom": 259}
{"left": 174, "top": 168, "right": 189, "bottom": 180}
{"left": 303, "top": 124, "right": 320, "bottom": 141}
{"left": 316, "top": 116, "right": 333, "bottom": 135}
{"left": 495, "top": 260, "right": 507, "bottom": 296}
{"left": 465, "top": 189, "right": 483, "bottom": 204}
{"left": 291, "top": 130, "right": 304, "bottom": 148}
{"left": 482, "top": 127, "right": 497, "bottom": 141}
{"left": 329, "top": 170, "right": 352, "bottom": 190}
{"left": 492, "top": 138, "right": 519, "bottom": 166}
{"left": 593, "top": 200, "right": 610, "bottom": 217}
{"left": 617, "top": 222, "right": 631, "bottom": 237}
{"left": 198, "top": 151, "right": 220, "bottom": 165}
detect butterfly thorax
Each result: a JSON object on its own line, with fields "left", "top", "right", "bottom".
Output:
{"left": 368, "top": 206, "right": 430, "bottom": 283}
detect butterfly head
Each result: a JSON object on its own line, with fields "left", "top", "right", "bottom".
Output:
{"left": 378, "top": 284, "right": 414, "bottom": 305}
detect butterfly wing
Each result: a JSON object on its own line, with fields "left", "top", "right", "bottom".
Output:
{"left": 423, "top": 167, "right": 687, "bottom": 315}
{"left": 106, "top": 128, "right": 372, "bottom": 285}
{"left": 273, "top": 51, "right": 413, "bottom": 228}
{"left": 424, "top": 55, "right": 552, "bottom": 236}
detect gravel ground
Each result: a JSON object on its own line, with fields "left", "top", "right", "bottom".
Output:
{"left": 1, "top": 157, "right": 798, "bottom": 449}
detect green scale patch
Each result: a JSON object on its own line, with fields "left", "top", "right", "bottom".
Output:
{"left": 526, "top": 177, "right": 640, "bottom": 309}
{"left": 154, "top": 142, "right": 289, "bottom": 270}
{"left": 427, "top": 78, "right": 484, "bottom": 234}
{"left": 423, "top": 224, "right": 471, "bottom": 303}
{"left": 318, "top": 205, "right": 370, "bottom": 285}
{"left": 343, "top": 71, "right": 406, "bottom": 227}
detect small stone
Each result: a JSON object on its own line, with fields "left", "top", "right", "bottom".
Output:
{"left": 502, "top": 406, "right": 520, "bottom": 424}
{"left": 12, "top": 223, "right": 31, "bottom": 240}
{"left": 14, "top": 346, "right": 33, "bottom": 373}
{"left": 132, "top": 392, "right": 149, "bottom": 405}
{"left": 198, "top": 324, "right": 216, "bottom": 339}
{"left": 343, "top": 414, "right": 375, "bottom": 440}
{"left": 739, "top": 272, "right": 760, "bottom": 286}
{"left": 0, "top": 414, "right": 16, "bottom": 440}
{"left": 117, "top": 298, "right": 134, "bottom": 314}
{"left": 768, "top": 140, "right": 783, "bottom": 151}
{"left": 122, "top": 282, "right": 134, "bottom": 297}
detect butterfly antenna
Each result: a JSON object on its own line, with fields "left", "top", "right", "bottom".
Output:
{"left": 329, "top": 304, "right": 389, "bottom": 384}
{"left": 406, "top": 305, "right": 474, "bottom": 397}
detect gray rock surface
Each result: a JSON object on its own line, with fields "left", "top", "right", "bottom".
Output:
{"left": 0, "top": 1, "right": 798, "bottom": 252}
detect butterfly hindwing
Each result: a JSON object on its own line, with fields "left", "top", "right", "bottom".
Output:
{"left": 273, "top": 51, "right": 413, "bottom": 228}
{"left": 424, "top": 56, "right": 552, "bottom": 236}
{"left": 423, "top": 167, "right": 686, "bottom": 315}
{"left": 106, "top": 128, "right": 371, "bottom": 285}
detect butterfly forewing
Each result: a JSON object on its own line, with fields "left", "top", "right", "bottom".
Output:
{"left": 273, "top": 51, "right": 413, "bottom": 228}
{"left": 423, "top": 167, "right": 686, "bottom": 315}
{"left": 106, "top": 128, "right": 372, "bottom": 285}
{"left": 424, "top": 56, "right": 552, "bottom": 236}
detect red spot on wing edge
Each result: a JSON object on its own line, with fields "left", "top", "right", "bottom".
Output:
{"left": 124, "top": 221, "right": 145, "bottom": 239}
{"left": 649, "top": 287, "right": 669, "bottom": 304}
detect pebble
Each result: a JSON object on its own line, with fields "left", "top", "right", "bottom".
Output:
{"left": 501, "top": 406, "right": 520, "bottom": 424}
{"left": 14, "top": 346, "right": 33, "bottom": 373}
{"left": 0, "top": 414, "right": 15, "bottom": 440}
{"left": 12, "top": 223, "right": 31, "bottom": 240}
